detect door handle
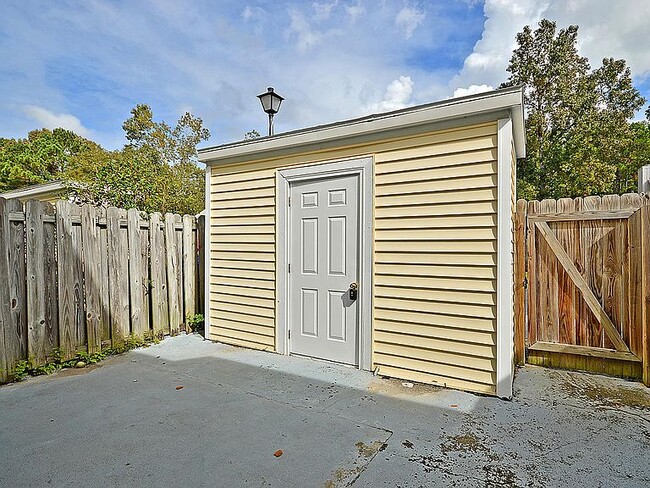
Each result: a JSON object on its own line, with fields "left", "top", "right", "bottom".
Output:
{"left": 349, "top": 282, "right": 358, "bottom": 301}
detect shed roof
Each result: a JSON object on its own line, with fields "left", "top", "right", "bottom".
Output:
{"left": 199, "top": 85, "right": 525, "bottom": 166}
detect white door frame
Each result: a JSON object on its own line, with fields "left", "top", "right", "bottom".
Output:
{"left": 276, "top": 156, "right": 373, "bottom": 371}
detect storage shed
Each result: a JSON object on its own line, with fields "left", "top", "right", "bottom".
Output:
{"left": 199, "top": 86, "right": 525, "bottom": 398}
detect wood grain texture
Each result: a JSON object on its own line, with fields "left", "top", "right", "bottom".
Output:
{"left": 149, "top": 212, "right": 169, "bottom": 337}
{"left": 98, "top": 207, "right": 111, "bottom": 344}
{"left": 601, "top": 195, "right": 621, "bottom": 350}
{"left": 641, "top": 203, "right": 650, "bottom": 386}
{"left": 107, "top": 207, "right": 130, "bottom": 343}
{"left": 127, "top": 209, "right": 148, "bottom": 337}
{"left": 514, "top": 199, "right": 527, "bottom": 365}
{"left": 81, "top": 205, "right": 102, "bottom": 354}
{"left": 26, "top": 200, "right": 58, "bottom": 364}
{"left": 2, "top": 199, "right": 27, "bottom": 376}
{"left": 165, "top": 213, "right": 182, "bottom": 334}
{"left": 56, "top": 202, "right": 80, "bottom": 359}
{"left": 535, "top": 221, "right": 628, "bottom": 352}
{"left": 581, "top": 196, "right": 603, "bottom": 347}
{"left": 0, "top": 199, "right": 13, "bottom": 381}
{"left": 182, "top": 214, "right": 196, "bottom": 320}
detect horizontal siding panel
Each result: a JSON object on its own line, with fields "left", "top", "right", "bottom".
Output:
{"left": 374, "top": 275, "right": 496, "bottom": 293}
{"left": 213, "top": 259, "right": 275, "bottom": 271}
{"left": 375, "top": 200, "right": 496, "bottom": 217}
{"left": 212, "top": 186, "right": 274, "bottom": 201}
{"left": 376, "top": 188, "right": 497, "bottom": 207}
{"left": 211, "top": 176, "right": 275, "bottom": 193}
{"left": 375, "top": 263, "right": 496, "bottom": 280}
{"left": 211, "top": 242, "right": 275, "bottom": 253}
{"left": 375, "top": 330, "right": 495, "bottom": 359}
{"left": 375, "top": 319, "right": 495, "bottom": 346}
{"left": 375, "top": 252, "right": 496, "bottom": 266}
{"left": 375, "top": 174, "right": 497, "bottom": 197}
{"left": 211, "top": 250, "right": 275, "bottom": 262}
{"left": 211, "top": 234, "right": 274, "bottom": 244}
{"left": 212, "top": 196, "right": 275, "bottom": 209}
{"left": 374, "top": 352, "right": 495, "bottom": 386}
{"left": 210, "top": 283, "right": 275, "bottom": 300}
{"left": 211, "top": 168, "right": 276, "bottom": 184}
{"left": 374, "top": 307, "right": 496, "bottom": 332}
{"left": 213, "top": 292, "right": 274, "bottom": 310}
{"left": 375, "top": 285, "right": 496, "bottom": 306}
{"left": 212, "top": 215, "right": 274, "bottom": 226}
{"left": 375, "top": 214, "right": 497, "bottom": 230}
{"left": 211, "top": 225, "right": 274, "bottom": 235}
{"left": 376, "top": 228, "right": 497, "bottom": 241}
{"left": 211, "top": 206, "right": 275, "bottom": 218}
{"left": 375, "top": 338, "right": 495, "bottom": 370}
{"left": 209, "top": 308, "right": 275, "bottom": 327}
{"left": 211, "top": 300, "right": 274, "bottom": 318}
{"left": 375, "top": 364, "right": 495, "bottom": 395}
{"left": 374, "top": 124, "right": 497, "bottom": 163}
{"left": 212, "top": 319, "right": 275, "bottom": 338}
{"left": 210, "top": 275, "right": 275, "bottom": 291}
{"left": 210, "top": 330, "right": 274, "bottom": 349}
{"left": 211, "top": 266, "right": 274, "bottom": 281}
{"left": 375, "top": 240, "right": 497, "bottom": 254}
{"left": 375, "top": 296, "right": 495, "bottom": 319}
{"left": 376, "top": 153, "right": 496, "bottom": 180}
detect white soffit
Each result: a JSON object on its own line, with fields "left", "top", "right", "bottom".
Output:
{"left": 199, "top": 86, "right": 525, "bottom": 166}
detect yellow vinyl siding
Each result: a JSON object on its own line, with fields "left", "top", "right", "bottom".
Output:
{"left": 209, "top": 121, "right": 499, "bottom": 394}
{"left": 373, "top": 122, "right": 498, "bottom": 394}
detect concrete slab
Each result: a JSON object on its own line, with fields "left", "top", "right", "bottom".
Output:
{"left": 1, "top": 334, "right": 649, "bottom": 487}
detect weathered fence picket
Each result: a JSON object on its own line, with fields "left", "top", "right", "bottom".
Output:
{"left": 0, "top": 197, "right": 203, "bottom": 382}
{"left": 516, "top": 192, "right": 650, "bottom": 385}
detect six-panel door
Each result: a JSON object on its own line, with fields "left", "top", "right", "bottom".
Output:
{"left": 289, "top": 174, "right": 359, "bottom": 365}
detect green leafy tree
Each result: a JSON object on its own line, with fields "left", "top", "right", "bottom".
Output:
{"left": 0, "top": 128, "right": 97, "bottom": 191}
{"left": 66, "top": 105, "right": 209, "bottom": 214}
{"left": 501, "top": 20, "right": 647, "bottom": 199}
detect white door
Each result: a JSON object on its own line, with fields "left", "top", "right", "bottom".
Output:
{"left": 289, "top": 174, "right": 359, "bottom": 365}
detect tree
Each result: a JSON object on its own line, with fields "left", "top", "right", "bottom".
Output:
{"left": 244, "top": 129, "right": 261, "bottom": 140}
{"left": 0, "top": 128, "right": 97, "bottom": 191}
{"left": 501, "top": 20, "right": 647, "bottom": 199}
{"left": 65, "top": 105, "right": 210, "bottom": 214}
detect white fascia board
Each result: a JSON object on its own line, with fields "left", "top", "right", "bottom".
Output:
{"left": 199, "top": 86, "right": 525, "bottom": 165}
{"left": 0, "top": 180, "right": 66, "bottom": 199}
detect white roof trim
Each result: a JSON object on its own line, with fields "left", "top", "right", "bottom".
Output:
{"left": 0, "top": 180, "right": 66, "bottom": 199}
{"left": 199, "top": 86, "right": 525, "bottom": 166}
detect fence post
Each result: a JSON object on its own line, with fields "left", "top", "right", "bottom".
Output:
{"left": 150, "top": 212, "right": 169, "bottom": 337}
{"left": 514, "top": 199, "right": 527, "bottom": 365}
{"left": 642, "top": 202, "right": 650, "bottom": 386}
{"left": 638, "top": 165, "right": 650, "bottom": 194}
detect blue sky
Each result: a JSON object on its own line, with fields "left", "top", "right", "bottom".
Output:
{"left": 1, "top": 0, "right": 649, "bottom": 150}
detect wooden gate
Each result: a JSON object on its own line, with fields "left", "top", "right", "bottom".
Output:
{"left": 514, "top": 194, "right": 650, "bottom": 386}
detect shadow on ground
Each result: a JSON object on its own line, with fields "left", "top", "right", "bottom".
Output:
{"left": 1, "top": 334, "right": 649, "bottom": 487}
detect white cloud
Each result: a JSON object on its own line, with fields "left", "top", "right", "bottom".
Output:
{"left": 395, "top": 6, "right": 426, "bottom": 39}
{"left": 345, "top": 1, "right": 365, "bottom": 22}
{"left": 452, "top": 0, "right": 650, "bottom": 95}
{"left": 286, "top": 9, "right": 322, "bottom": 51}
{"left": 367, "top": 76, "right": 414, "bottom": 112}
{"left": 313, "top": 1, "right": 338, "bottom": 20}
{"left": 453, "top": 84, "right": 494, "bottom": 98}
{"left": 22, "top": 105, "right": 93, "bottom": 139}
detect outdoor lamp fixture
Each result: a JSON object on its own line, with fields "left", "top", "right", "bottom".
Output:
{"left": 257, "top": 87, "right": 284, "bottom": 136}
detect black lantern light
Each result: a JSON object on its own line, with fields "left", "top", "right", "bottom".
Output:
{"left": 257, "top": 87, "right": 284, "bottom": 136}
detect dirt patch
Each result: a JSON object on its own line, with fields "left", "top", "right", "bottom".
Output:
{"left": 440, "top": 432, "right": 488, "bottom": 455}
{"left": 561, "top": 376, "right": 650, "bottom": 411}
{"left": 355, "top": 440, "right": 387, "bottom": 458}
{"left": 368, "top": 377, "right": 443, "bottom": 397}
{"left": 324, "top": 439, "right": 389, "bottom": 487}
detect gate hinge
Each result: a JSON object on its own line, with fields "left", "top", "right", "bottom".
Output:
{"left": 288, "top": 197, "right": 291, "bottom": 206}
{"left": 288, "top": 330, "right": 291, "bottom": 339}
{"left": 288, "top": 263, "right": 291, "bottom": 273}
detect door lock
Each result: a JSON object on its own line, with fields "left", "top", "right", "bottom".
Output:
{"left": 349, "top": 282, "right": 358, "bottom": 301}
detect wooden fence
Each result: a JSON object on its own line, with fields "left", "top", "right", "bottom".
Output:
{"left": 0, "top": 198, "right": 204, "bottom": 383}
{"left": 514, "top": 193, "right": 650, "bottom": 385}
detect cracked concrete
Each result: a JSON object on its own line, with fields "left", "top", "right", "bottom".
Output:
{"left": 1, "top": 334, "right": 649, "bottom": 487}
